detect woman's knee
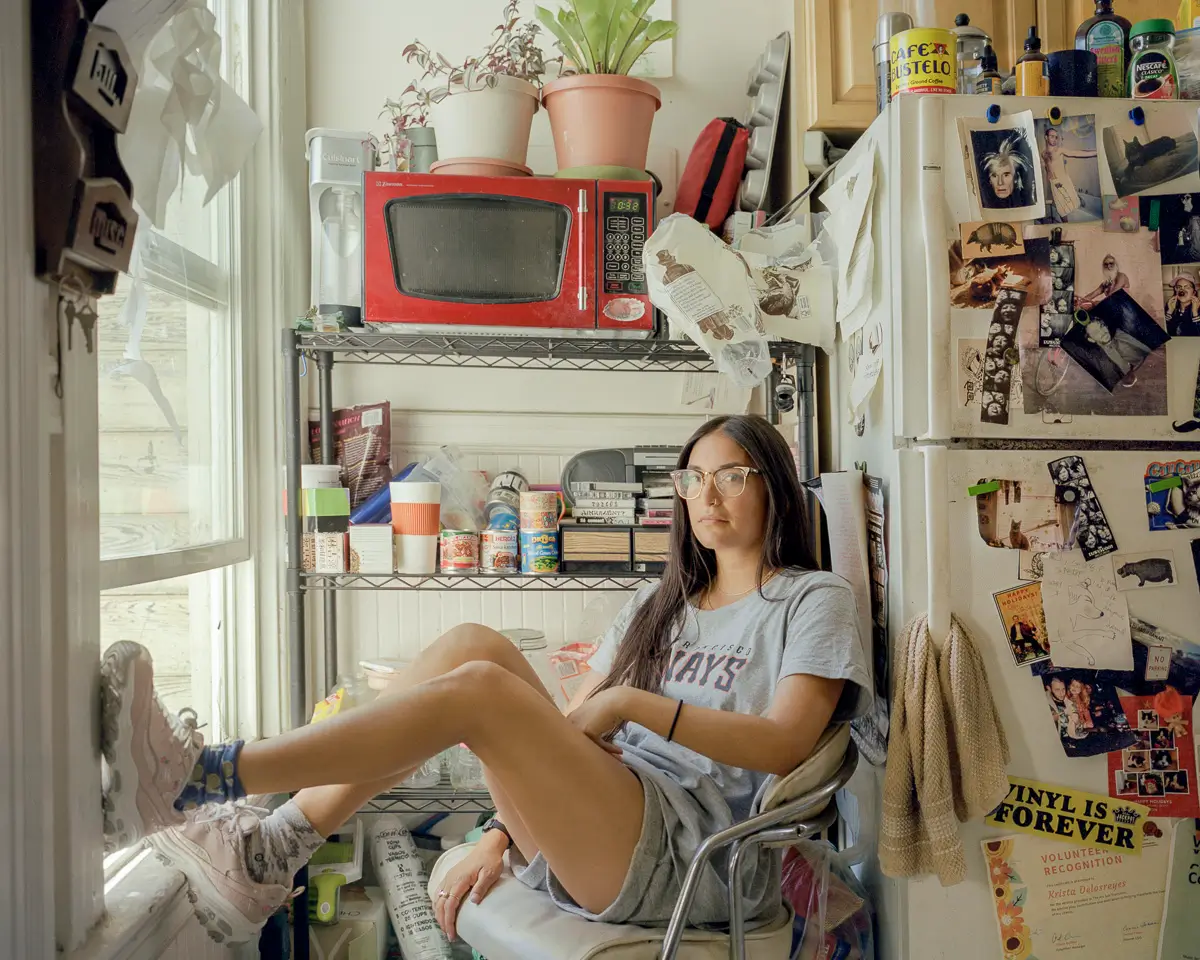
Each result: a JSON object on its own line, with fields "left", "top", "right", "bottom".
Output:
{"left": 429, "top": 623, "right": 521, "bottom": 671}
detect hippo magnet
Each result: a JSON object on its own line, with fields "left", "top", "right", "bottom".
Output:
{"left": 1113, "top": 551, "right": 1177, "bottom": 591}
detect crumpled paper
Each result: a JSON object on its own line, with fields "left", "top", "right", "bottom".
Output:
{"left": 116, "top": 0, "right": 262, "bottom": 227}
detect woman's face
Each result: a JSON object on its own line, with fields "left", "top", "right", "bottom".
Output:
{"left": 1068, "top": 679, "right": 1082, "bottom": 696}
{"left": 684, "top": 429, "right": 768, "bottom": 554}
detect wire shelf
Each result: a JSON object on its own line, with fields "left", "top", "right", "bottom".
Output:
{"left": 364, "top": 782, "right": 494, "bottom": 815}
{"left": 295, "top": 331, "right": 800, "bottom": 371}
{"left": 302, "top": 572, "right": 660, "bottom": 591}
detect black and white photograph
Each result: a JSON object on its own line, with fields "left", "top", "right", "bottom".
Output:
{"left": 1040, "top": 667, "right": 1138, "bottom": 759}
{"left": 1148, "top": 193, "right": 1200, "bottom": 265}
{"left": 1021, "top": 305, "right": 1168, "bottom": 417}
{"left": 1034, "top": 114, "right": 1102, "bottom": 224}
{"left": 1162, "top": 265, "right": 1200, "bottom": 335}
{"left": 1113, "top": 551, "right": 1176, "bottom": 591}
{"left": 960, "top": 110, "right": 1046, "bottom": 221}
{"left": 948, "top": 237, "right": 1051, "bottom": 310}
{"left": 1060, "top": 289, "right": 1171, "bottom": 392}
{"left": 1102, "top": 112, "right": 1200, "bottom": 197}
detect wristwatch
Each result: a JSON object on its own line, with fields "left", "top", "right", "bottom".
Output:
{"left": 482, "top": 817, "right": 512, "bottom": 849}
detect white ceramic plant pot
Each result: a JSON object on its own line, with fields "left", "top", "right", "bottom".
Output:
{"left": 428, "top": 75, "right": 539, "bottom": 166}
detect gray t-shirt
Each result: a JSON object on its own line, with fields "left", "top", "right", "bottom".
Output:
{"left": 589, "top": 569, "right": 872, "bottom": 823}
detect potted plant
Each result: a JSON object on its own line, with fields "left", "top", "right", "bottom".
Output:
{"left": 382, "top": 1, "right": 546, "bottom": 175}
{"left": 535, "top": 0, "right": 678, "bottom": 172}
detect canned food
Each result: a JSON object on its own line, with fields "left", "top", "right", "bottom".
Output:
{"left": 890, "top": 28, "right": 956, "bottom": 97}
{"left": 519, "top": 529, "right": 560, "bottom": 575}
{"left": 480, "top": 528, "right": 518, "bottom": 573}
{"left": 439, "top": 530, "right": 479, "bottom": 573}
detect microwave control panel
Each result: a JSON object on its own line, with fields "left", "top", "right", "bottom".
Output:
{"left": 601, "top": 192, "right": 648, "bottom": 295}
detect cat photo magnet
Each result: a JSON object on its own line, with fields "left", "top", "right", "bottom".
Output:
{"left": 974, "top": 478, "right": 1077, "bottom": 552}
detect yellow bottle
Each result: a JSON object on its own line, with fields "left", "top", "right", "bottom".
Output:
{"left": 1015, "top": 25, "right": 1049, "bottom": 96}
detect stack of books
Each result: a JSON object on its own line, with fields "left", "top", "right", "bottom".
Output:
{"left": 568, "top": 481, "right": 641, "bottom": 525}
{"left": 567, "top": 478, "right": 677, "bottom": 527}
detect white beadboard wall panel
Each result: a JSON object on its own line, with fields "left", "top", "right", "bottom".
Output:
{"left": 330, "top": 409, "right": 685, "bottom": 673}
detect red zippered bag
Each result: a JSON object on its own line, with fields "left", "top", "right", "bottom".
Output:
{"left": 675, "top": 118, "right": 749, "bottom": 230}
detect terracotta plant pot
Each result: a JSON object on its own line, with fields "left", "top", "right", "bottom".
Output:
{"left": 428, "top": 75, "right": 539, "bottom": 166}
{"left": 541, "top": 74, "right": 661, "bottom": 171}
{"left": 430, "top": 157, "right": 533, "bottom": 176}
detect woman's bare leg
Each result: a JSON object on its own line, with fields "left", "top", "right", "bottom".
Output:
{"left": 236, "top": 642, "right": 643, "bottom": 913}
{"left": 291, "top": 624, "right": 547, "bottom": 841}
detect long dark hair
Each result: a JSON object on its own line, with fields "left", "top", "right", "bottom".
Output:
{"left": 592, "top": 415, "right": 819, "bottom": 698}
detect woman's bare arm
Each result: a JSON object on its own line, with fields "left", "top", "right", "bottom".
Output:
{"left": 603, "top": 674, "right": 845, "bottom": 776}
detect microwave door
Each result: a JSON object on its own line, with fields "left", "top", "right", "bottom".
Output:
{"left": 363, "top": 174, "right": 597, "bottom": 331}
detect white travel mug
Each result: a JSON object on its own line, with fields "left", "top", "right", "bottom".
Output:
{"left": 390, "top": 481, "right": 441, "bottom": 574}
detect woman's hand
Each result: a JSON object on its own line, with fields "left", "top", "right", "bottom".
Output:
{"left": 433, "top": 831, "right": 507, "bottom": 941}
{"left": 567, "top": 686, "right": 627, "bottom": 754}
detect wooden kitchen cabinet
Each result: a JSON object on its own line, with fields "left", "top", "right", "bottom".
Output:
{"left": 797, "top": 0, "right": 1035, "bottom": 132}
{"left": 1039, "top": 1, "right": 1183, "bottom": 51}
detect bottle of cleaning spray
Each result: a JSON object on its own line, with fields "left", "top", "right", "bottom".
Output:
{"left": 1015, "top": 25, "right": 1049, "bottom": 96}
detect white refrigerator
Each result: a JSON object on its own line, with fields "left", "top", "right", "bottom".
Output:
{"left": 830, "top": 94, "right": 1200, "bottom": 960}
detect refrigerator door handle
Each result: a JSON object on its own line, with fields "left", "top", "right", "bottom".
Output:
{"left": 919, "top": 96, "right": 952, "bottom": 441}
{"left": 921, "top": 443, "right": 951, "bottom": 640}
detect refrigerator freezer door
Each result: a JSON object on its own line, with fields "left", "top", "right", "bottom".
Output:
{"left": 899, "top": 446, "right": 1200, "bottom": 959}
{"left": 890, "top": 95, "right": 1200, "bottom": 442}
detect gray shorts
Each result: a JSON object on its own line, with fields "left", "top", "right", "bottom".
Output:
{"left": 510, "top": 755, "right": 781, "bottom": 927}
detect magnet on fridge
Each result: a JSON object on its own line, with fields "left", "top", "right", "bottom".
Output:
{"left": 968, "top": 480, "right": 1002, "bottom": 496}
{"left": 1045, "top": 106, "right": 1063, "bottom": 124}
{"left": 1148, "top": 476, "right": 1183, "bottom": 493}
{"left": 1148, "top": 198, "right": 1161, "bottom": 231}
{"left": 986, "top": 103, "right": 1002, "bottom": 124}
{"left": 1129, "top": 105, "right": 1145, "bottom": 125}
{"left": 1055, "top": 485, "right": 1079, "bottom": 504}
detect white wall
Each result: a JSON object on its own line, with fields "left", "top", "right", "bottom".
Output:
{"left": 302, "top": 0, "right": 795, "bottom": 677}
{"left": 305, "top": 0, "right": 794, "bottom": 170}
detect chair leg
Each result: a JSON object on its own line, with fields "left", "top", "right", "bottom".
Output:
{"left": 727, "top": 839, "right": 751, "bottom": 960}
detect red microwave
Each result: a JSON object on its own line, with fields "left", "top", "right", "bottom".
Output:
{"left": 363, "top": 173, "right": 656, "bottom": 336}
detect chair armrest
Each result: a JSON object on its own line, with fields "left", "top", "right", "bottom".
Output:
{"left": 659, "top": 741, "right": 858, "bottom": 960}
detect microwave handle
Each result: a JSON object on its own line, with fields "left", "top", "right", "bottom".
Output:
{"left": 577, "top": 189, "right": 588, "bottom": 312}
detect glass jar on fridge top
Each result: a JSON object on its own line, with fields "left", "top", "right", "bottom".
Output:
{"left": 1076, "top": 0, "right": 1132, "bottom": 97}
{"left": 1129, "top": 19, "right": 1178, "bottom": 99}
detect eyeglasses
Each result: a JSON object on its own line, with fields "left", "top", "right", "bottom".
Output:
{"left": 671, "top": 466, "right": 761, "bottom": 500}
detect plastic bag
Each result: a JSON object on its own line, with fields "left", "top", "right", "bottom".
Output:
{"left": 644, "top": 213, "right": 772, "bottom": 388}
{"left": 404, "top": 445, "right": 488, "bottom": 531}
{"left": 782, "top": 840, "right": 875, "bottom": 960}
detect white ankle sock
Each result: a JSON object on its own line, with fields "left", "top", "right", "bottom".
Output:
{"left": 245, "top": 799, "right": 327, "bottom": 886}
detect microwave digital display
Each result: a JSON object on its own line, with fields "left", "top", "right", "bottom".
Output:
{"left": 602, "top": 192, "right": 647, "bottom": 296}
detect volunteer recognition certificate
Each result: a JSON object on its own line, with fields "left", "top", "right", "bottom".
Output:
{"left": 983, "top": 828, "right": 1171, "bottom": 960}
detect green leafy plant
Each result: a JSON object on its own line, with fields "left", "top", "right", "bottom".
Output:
{"left": 534, "top": 0, "right": 678, "bottom": 76}
{"left": 380, "top": 0, "right": 547, "bottom": 164}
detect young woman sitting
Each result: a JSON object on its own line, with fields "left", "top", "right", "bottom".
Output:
{"left": 99, "top": 414, "right": 871, "bottom": 945}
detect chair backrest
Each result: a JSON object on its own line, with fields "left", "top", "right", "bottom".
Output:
{"left": 758, "top": 723, "right": 852, "bottom": 817}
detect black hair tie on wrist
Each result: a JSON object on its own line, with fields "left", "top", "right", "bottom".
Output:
{"left": 667, "top": 699, "right": 684, "bottom": 742}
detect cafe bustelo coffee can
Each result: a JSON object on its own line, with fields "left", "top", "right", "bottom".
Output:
{"left": 889, "top": 28, "right": 956, "bottom": 97}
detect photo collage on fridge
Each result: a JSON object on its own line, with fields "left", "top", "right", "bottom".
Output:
{"left": 948, "top": 98, "right": 1200, "bottom": 959}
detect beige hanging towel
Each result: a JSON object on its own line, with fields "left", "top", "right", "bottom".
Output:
{"left": 939, "top": 613, "right": 1011, "bottom": 821}
{"left": 879, "top": 613, "right": 966, "bottom": 886}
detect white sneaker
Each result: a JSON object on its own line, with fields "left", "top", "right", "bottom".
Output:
{"left": 100, "top": 641, "right": 204, "bottom": 853}
{"left": 146, "top": 802, "right": 295, "bottom": 945}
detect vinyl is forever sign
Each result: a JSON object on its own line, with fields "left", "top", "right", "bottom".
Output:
{"left": 986, "top": 776, "right": 1150, "bottom": 853}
